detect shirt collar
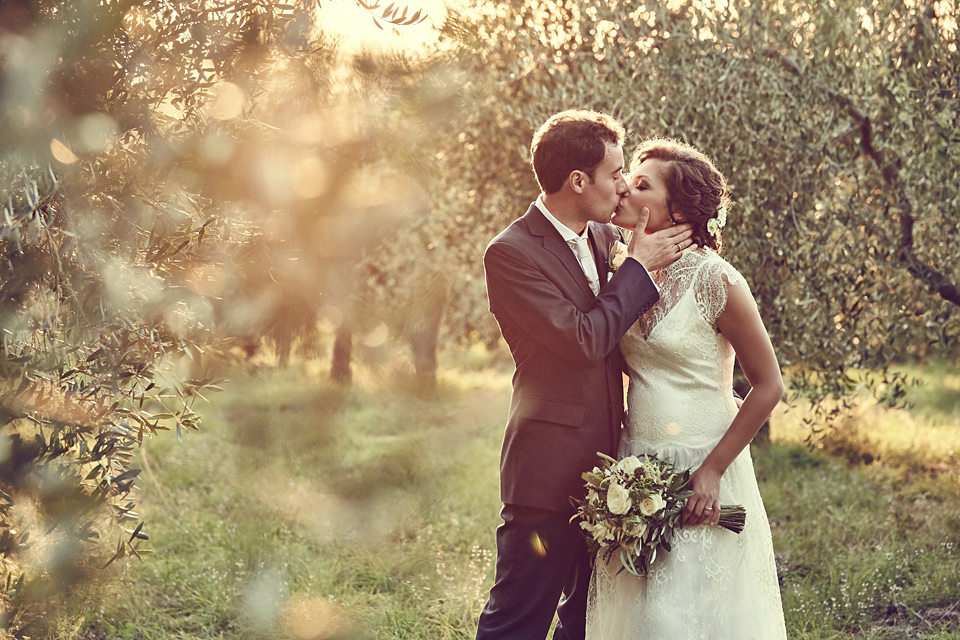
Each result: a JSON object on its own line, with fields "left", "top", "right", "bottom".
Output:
{"left": 536, "top": 194, "right": 588, "bottom": 243}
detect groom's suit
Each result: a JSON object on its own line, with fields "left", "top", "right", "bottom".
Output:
{"left": 477, "top": 203, "right": 659, "bottom": 640}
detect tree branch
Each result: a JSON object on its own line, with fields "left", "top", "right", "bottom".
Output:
{"left": 765, "top": 49, "right": 960, "bottom": 307}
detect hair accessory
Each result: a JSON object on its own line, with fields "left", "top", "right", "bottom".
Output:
{"left": 706, "top": 206, "right": 727, "bottom": 235}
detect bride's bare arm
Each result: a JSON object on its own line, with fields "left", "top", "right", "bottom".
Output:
{"left": 682, "top": 277, "right": 784, "bottom": 527}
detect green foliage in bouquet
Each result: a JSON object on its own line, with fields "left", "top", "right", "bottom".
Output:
{"left": 573, "top": 452, "right": 745, "bottom": 579}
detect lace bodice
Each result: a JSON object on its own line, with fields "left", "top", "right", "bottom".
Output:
{"left": 620, "top": 248, "right": 749, "bottom": 453}
{"left": 631, "top": 247, "right": 748, "bottom": 339}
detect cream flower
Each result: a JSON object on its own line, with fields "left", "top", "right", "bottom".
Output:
{"left": 608, "top": 240, "right": 629, "bottom": 271}
{"left": 707, "top": 206, "right": 727, "bottom": 236}
{"left": 624, "top": 517, "right": 648, "bottom": 539}
{"left": 606, "top": 482, "right": 633, "bottom": 515}
{"left": 580, "top": 520, "right": 607, "bottom": 544}
{"left": 639, "top": 493, "right": 666, "bottom": 516}
{"left": 617, "top": 456, "right": 642, "bottom": 476}
{"left": 602, "top": 524, "right": 616, "bottom": 543}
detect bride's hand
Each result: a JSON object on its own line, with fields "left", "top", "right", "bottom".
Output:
{"left": 683, "top": 465, "right": 722, "bottom": 527}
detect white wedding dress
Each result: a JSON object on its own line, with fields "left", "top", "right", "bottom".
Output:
{"left": 586, "top": 248, "right": 787, "bottom": 640}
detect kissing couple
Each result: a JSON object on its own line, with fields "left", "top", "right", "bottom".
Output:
{"left": 475, "top": 110, "right": 787, "bottom": 640}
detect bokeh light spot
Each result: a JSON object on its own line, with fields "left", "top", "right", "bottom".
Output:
{"left": 281, "top": 595, "right": 343, "bottom": 640}
{"left": 530, "top": 531, "right": 547, "bottom": 557}
{"left": 200, "top": 131, "right": 235, "bottom": 167}
{"left": 77, "top": 112, "right": 118, "bottom": 153}
{"left": 208, "top": 81, "right": 245, "bottom": 120}
{"left": 50, "top": 138, "right": 77, "bottom": 164}
{"left": 242, "top": 568, "right": 285, "bottom": 632}
{"left": 293, "top": 156, "right": 330, "bottom": 200}
{"left": 362, "top": 323, "right": 389, "bottom": 347}
{"left": 318, "top": 305, "right": 343, "bottom": 333}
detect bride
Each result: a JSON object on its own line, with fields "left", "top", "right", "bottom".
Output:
{"left": 586, "top": 138, "right": 788, "bottom": 639}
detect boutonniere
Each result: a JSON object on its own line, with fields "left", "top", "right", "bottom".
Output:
{"left": 609, "top": 240, "right": 629, "bottom": 271}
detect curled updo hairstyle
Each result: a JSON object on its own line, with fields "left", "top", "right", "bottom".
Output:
{"left": 631, "top": 138, "right": 730, "bottom": 251}
{"left": 531, "top": 110, "right": 625, "bottom": 194}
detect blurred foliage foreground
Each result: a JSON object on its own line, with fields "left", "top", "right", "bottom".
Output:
{"left": 0, "top": 0, "right": 446, "bottom": 633}
{"left": 68, "top": 352, "right": 960, "bottom": 639}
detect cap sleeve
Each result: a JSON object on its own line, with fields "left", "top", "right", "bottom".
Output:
{"left": 694, "top": 256, "right": 751, "bottom": 327}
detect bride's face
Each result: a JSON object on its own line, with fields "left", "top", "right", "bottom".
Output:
{"left": 611, "top": 158, "right": 676, "bottom": 232}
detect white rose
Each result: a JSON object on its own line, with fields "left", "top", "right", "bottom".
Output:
{"left": 716, "top": 206, "right": 728, "bottom": 227}
{"left": 617, "top": 456, "right": 642, "bottom": 476}
{"left": 639, "top": 493, "right": 666, "bottom": 516}
{"left": 706, "top": 218, "right": 719, "bottom": 235}
{"left": 606, "top": 482, "right": 633, "bottom": 515}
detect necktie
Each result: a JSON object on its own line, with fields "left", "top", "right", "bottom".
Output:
{"left": 570, "top": 236, "right": 600, "bottom": 295}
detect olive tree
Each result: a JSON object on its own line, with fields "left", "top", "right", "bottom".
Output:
{"left": 424, "top": 0, "right": 959, "bottom": 415}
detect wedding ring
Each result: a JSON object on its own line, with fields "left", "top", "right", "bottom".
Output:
{"left": 704, "top": 508, "right": 714, "bottom": 512}
{"left": 676, "top": 243, "right": 682, "bottom": 251}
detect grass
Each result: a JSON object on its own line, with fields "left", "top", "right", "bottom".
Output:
{"left": 87, "top": 350, "right": 507, "bottom": 639}
{"left": 58, "top": 349, "right": 960, "bottom": 639}
{"left": 766, "top": 361, "right": 960, "bottom": 639}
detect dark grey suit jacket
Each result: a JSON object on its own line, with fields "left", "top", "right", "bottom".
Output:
{"left": 483, "top": 203, "right": 659, "bottom": 512}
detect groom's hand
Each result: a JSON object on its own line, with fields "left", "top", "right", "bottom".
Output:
{"left": 626, "top": 207, "right": 695, "bottom": 271}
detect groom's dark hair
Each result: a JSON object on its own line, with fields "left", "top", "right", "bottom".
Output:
{"left": 530, "top": 110, "right": 625, "bottom": 194}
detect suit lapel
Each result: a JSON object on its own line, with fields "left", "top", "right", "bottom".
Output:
{"left": 588, "top": 222, "right": 610, "bottom": 289}
{"left": 523, "top": 203, "right": 596, "bottom": 301}
{"left": 591, "top": 222, "right": 621, "bottom": 291}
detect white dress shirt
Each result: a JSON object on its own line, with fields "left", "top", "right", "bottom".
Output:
{"left": 536, "top": 195, "right": 601, "bottom": 293}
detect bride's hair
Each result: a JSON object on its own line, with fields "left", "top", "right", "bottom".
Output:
{"left": 630, "top": 138, "right": 730, "bottom": 251}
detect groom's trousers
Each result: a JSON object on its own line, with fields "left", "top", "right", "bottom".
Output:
{"left": 476, "top": 503, "right": 591, "bottom": 640}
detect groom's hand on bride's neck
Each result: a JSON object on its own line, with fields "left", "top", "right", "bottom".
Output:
{"left": 627, "top": 207, "right": 695, "bottom": 272}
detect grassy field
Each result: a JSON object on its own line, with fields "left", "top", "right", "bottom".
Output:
{"left": 67, "top": 349, "right": 960, "bottom": 639}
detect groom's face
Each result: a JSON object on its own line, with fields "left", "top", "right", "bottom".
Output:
{"left": 579, "top": 142, "right": 628, "bottom": 224}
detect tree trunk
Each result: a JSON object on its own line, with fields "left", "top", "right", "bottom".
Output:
{"left": 276, "top": 334, "right": 292, "bottom": 368}
{"left": 331, "top": 325, "right": 352, "bottom": 384}
{"left": 409, "top": 300, "right": 444, "bottom": 394}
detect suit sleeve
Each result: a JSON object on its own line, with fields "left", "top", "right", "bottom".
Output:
{"left": 484, "top": 239, "right": 659, "bottom": 368}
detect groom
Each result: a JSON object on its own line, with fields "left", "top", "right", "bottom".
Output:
{"left": 476, "top": 110, "right": 693, "bottom": 640}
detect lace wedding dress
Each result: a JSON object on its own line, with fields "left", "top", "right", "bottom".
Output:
{"left": 586, "top": 248, "right": 787, "bottom": 640}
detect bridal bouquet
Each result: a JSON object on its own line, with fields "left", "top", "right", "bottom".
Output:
{"left": 572, "top": 452, "right": 746, "bottom": 578}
